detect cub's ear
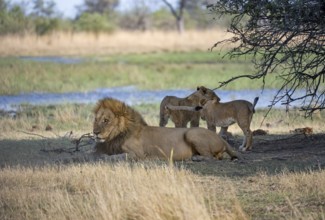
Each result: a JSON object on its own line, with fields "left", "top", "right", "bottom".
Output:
{"left": 199, "top": 99, "right": 207, "bottom": 106}
{"left": 212, "top": 97, "right": 220, "bottom": 104}
{"left": 202, "top": 86, "right": 208, "bottom": 94}
{"left": 197, "top": 86, "right": 200, "bottom": 91}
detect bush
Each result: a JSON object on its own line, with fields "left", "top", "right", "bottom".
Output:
{"left": 0, "top": 5, "right": 32, "bottom": 35}
{"left": 74, "top": 12, "right": 115, "bottom": 34}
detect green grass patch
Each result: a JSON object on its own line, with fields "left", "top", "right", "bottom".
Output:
{"left": 0, "top": 51, "right": 283, "bottom": 95}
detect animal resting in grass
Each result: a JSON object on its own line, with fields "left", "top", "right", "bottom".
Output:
{"left": 159, "top": 86, "right": 218, "bottom": 127}
{"left": 167, "top": 94, "right": 259, "bottom": 151}
{"left": 93, "top": 97, "right": 238, "bottom": 161}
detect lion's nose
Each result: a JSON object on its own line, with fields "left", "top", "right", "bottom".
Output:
{"left": 93, "top": 131, "right": 100, "bottom": 135}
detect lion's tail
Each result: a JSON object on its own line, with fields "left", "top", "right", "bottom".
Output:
{"left": 224, "top": 142, "right": 239, "bottom": 160}
{"left": 252, "top": 97, "right": 259, "bottom": 113}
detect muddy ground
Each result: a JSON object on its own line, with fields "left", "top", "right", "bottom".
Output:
{"left": 1, "top": 132, "right": 324, "bottom": 178}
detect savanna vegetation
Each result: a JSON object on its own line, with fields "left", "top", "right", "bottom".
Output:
{"left": 1, "top": 0, "right": 325, "bottom": 219}
{"left": 1, "top": 49, "right": 285, "bottom": 95}
{"left": 1, "top": 101, "right": 325, "bottom": 219}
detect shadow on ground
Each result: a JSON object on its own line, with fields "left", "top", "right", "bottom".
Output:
{"left": 1, "top": 133, "right": 324, "bottom": 177}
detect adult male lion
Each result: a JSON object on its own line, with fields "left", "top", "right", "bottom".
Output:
{"left": 159, "top": 86, "right": 218, "bottom": 127}
{"left": 167, "top": 94, "right": 259, "bottom": 151}
{"left": 93, "top": 98, "right": 238, "bottom": 161}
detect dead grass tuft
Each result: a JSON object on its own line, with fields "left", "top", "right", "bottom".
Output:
{"left": 0, "top": 163, "right": 244, "bottom": 220}
{"left": 0, "top": 29, "right": 233, "bottom": 56}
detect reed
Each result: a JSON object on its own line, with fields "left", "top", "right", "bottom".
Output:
{"left": 0, "top": 29, "right": 233, "bottom": 56}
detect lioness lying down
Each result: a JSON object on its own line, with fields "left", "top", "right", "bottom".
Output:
{"left": 93, "top": 98, "right": 238, "bottom": 161}
{"left": 167, "top": 95, "right": 259, "bottom": 151}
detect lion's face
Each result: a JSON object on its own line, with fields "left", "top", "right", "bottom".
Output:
{"left": 193, "top": 86, "right": 220, "bottom": 105}
{"left": 93, "top": 106, "right": 120, "bottom": 143}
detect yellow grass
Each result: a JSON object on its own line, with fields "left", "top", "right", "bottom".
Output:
{"left": 0, "top": 29, "right": 233, "bottom": 56}
{"left": 1, "top": 163, "right": 324, "bottom": 220}
{"left": 226, "top": 109, "right": 325, "bottom": 135}
{"left": 0, "top": 163, "right": 246, "bottom": 220}
{"left": 0, "top": 105, "right": 324, "bottom": 139}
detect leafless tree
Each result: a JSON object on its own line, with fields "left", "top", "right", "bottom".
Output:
{"left": 161, "top": 0, "right": 186, "bottom": 33}
{"left": 77, "top": 0, "right": 119, "bottom": 15}
{"left": 208, "top": 0, "right": 325, "bottom": 116}
{"left": 119, "top": 0, "right": 150, "bottom": 31}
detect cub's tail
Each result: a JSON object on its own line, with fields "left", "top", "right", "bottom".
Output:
{"left": 252, "top": 97, "right": 259, "bottom": 113}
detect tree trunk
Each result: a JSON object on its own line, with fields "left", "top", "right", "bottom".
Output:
{"left": 176, "top": 17, "right": 184, "bottom": 34}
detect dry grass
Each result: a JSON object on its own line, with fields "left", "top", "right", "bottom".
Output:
{"left": 0, "top": 29, "right": 232, "bottom": 56}
{"left": 0, "top": 163, "right": 246, "bottom": 220}
{"left": 233, "top": 171, "right": 325, "bottom": 219}
{"left": 1, "top": 104, "right": 324, "bottom": 139}
{"left": 0, "top": 162, "right": 324, "bottom": 220}
{"left": 0, "top": 103, "right": 325, "bottom": 219}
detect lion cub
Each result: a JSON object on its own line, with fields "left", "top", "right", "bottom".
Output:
{"left": 159, "top": 86, "right": 218, "bottom": 128}
{"left": 197, "top": 96, "right": 259, "bottom": 151}
{"left": 167, "top": 94, "right": 259, "bottom": 151}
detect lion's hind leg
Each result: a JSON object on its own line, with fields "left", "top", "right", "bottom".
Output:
{"left": 237, "top": 116, "right": 253, "bottom": 151}
{"left": 215, "top": 152, "right": 224, "bottom": 160}
{"left": 184, "top": 128, "right": 225, "bottom": 159}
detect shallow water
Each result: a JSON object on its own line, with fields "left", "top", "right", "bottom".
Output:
{"left": 0, "top": 86, "right": 306, "bottom": 112}
{"left": 19, "top": 56, "right": 84, "bottom": 64}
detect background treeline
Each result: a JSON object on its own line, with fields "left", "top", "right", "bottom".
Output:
{"left": 0, "top": 0, "right": 231, "bottom": 36}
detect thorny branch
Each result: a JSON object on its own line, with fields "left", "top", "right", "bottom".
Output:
{"left": 17, "top": 130, "right": 95, "bottom": 154}
{"left": 74, "top": 133, "right": 95, "bottom": 151}
{"left": 208, "top": 0, "right": 325, "bottom": 117}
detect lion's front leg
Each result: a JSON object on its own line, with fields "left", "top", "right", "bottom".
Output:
{"left": 219, "top": 127, "right": 229, "bottom": 140}
{"left": 122, "top": 142, "right": 146, "bottom": 160}
{"left": 207, "top": 123, "right": 216, "bottom": 133}
{"left": 190, "top": 115, "right": 200, "bottom": 127}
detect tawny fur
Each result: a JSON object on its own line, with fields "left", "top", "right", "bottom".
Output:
{"left": 93, "top": 98, "right": 238, "bottom": 161}
{"left": 167, "top": 96, "right": 259, "bottom": 151}
{"left": 159, "top": 86, "right": 219, "bottom": 128}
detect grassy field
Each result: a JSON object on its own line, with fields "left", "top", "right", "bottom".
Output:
{"left": 0, "top": 51, "right": 282, "bottom": 95}
{"left": 1, "top": 30, "right": 325, "bottom": 219}
{"left": 1, "top": 162, "right": 324, "bottom": 220}
{"left": 1, "top": 103, "right": 325, "bottom": 135}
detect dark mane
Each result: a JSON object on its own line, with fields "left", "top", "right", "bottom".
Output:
{"left": 95, "top": 132, "right": 128, "bottom": 155}
{"left": 94, "top": 98, "right": 147, "bottom": 155}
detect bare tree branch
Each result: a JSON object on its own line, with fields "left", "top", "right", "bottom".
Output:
{"left": 208, "top": 0, "right": 325, "bottom": 116}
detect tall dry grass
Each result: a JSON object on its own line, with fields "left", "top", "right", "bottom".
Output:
{"left": 0, "top": 29, "right": 232, "bottom": 56}
{"left": 0, "top": 162, "right": 246, "bottom": 220}
{"left": 233, "top": 171, "right": 325, "bottom": 219}
{"left": 1, "top": 162, "right": 324, "bottom": 220}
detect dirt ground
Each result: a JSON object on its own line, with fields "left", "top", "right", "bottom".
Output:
{"left": 0, "top": 132, "right": 324, "bottom": 177}
{"left": 183, "top": 133, "right": 325, "bottom": 177}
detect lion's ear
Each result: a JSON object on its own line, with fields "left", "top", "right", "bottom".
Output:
{"left": 197, "top": 86, "right": 200, "bottom": 91}
{"left": 213, "top": 96, "right": 220, "bottom": 103}
{"left": 201, "top": 87, "right": 207, "bottom": 94}
{"left": 200, "top": 99, "right": 207, "bottom": 106}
